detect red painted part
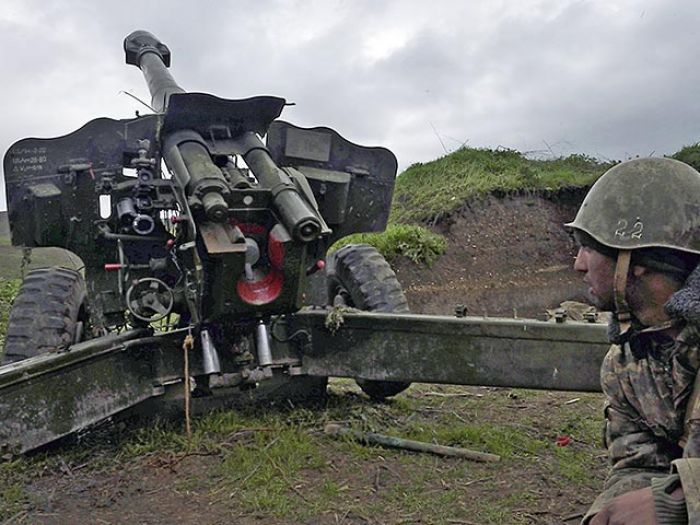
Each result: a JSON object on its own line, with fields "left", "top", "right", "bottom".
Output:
{"left": 232, "top": 220, "right": 266, "bottom": 236}
{"left": 237, "top": 270, "right": 284, "bottom": 305}
{"left": 316, "top": 260, "right": 326, "bottom": 270}
{"left": 229, "top": 222, "right": 286, "bottom": 269}
{"left": 231, "top": 221, "right": 287, "bottom": 304}
{"left": 268, "top": 231, "right": 285, "bottom": 269}
{"left": 104, "top": 263, "right": 123, "bottom": 271}
{"left": 166, "top": 239, "right": 175, "bottom": 248}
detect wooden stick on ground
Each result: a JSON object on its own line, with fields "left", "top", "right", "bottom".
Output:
{"left": 324, "top": 423, "right": 501, "bottom": 463}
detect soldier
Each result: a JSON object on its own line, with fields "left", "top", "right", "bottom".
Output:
{"left": 567, "top": 157, "right": 700, "bottom": 524}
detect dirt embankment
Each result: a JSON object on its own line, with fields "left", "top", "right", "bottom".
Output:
{"left": 394, "top": 188, "right": 589, "bottom": 319}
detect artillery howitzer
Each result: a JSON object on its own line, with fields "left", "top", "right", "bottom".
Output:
{"left": 0, "top": 32, "right": 610, "bottom": 455}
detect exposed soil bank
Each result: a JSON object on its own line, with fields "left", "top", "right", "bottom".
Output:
{"left": 393, "top": 188, "right": 589, "bottom": 319}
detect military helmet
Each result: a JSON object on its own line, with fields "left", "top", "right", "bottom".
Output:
{"left": 566, "top": 157, "right": 700, "bottom": 255}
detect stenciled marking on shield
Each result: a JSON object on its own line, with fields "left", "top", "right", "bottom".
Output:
{"left": 10, "top": 146, "right": 48, "bottom": 177}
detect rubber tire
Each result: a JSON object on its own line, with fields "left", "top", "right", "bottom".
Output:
{"left": 3, "top": 267, "right": 88, "bottom": 364}
{"left": 327, "top": 244, "right": 411, "bottom": 401}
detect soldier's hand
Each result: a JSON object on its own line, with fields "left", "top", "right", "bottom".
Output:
{"left": 590, "top": 487, "right": 657, "bottom": 525}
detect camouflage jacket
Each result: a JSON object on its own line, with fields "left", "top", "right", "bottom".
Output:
{"left": 583, "top": 323, "right": 700, "bottom": 523}
{"left": 673, "top": 457, "right": 700, "bottom": 523}
{"left": 581, "top": 263, "right": 700, "bottom": 523}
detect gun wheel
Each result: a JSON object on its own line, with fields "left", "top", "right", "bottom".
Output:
{"left": 3, "top": 267, "right": 89, "bottom": 364}
{"left": 327, "top": 243, "right": 411, "bottom": 401}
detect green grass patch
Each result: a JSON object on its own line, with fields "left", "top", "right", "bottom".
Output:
{"left": 0, "top": 246, "right": 82, "bottom": 280}
{"left": 548, "top": 404, "right": 606, "bottom": 484}
{"left": 0, "top": 279, "right": 20, "bottom": 349}
{"left": 554, "top": 407, "right": 603, "bottom": 447}
{"left": 120, "top": 409, "right": 331, "bottom": 518}
{"left": 0, "top": 459, "right": 32, "bottom": 521}
{"left": 0, "top": 452, "right": 88, "bottom": 521}
{"left": 391, "top": 148, "right": 613, "bottom": 224}
{"left": 217, "top": 426, "right": 325, "bottom": 515}
{"left": 553, "top": 446, "right": 599, "bottom": 483}
{"left": 0, "top": 483, "right": 30, "bottom": 521}
{"left": 401, "top": 421, "right": 545, "bottom": 459}
{"left": 0, "top": 383, "right": 606, "bottom": 522}
{"left": 671, "top": 143, "right": 700, "bottom": 172}
{"left": 477, "top": 493, "right": 535, "bottom": 524}
{"left": 384, "top": 479, "right": 461, "bottom": 516}
{"left": 331, "top": 223, "right": 447, "bottom": 266}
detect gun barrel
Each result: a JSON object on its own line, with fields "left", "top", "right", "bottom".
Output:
{"left": 233, "top": 132, "right": 322, "bottom": 242}
{"left": 122, "top": 31, "right": 322, "bottom": 237}
{"left": 163, "top": 131, "right": 230, "bottom": 223}
{"left": 124, "top": 31, "right": 230, "bottom": 222}
{"left": 124, "top": 30, "right": 185, "bottom": 112}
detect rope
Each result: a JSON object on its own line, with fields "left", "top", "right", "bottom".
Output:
{"left": 183, "top": 332, "right": 195, "bottom": 438}
{"left": 20, "top": 247, "right": 32, "bottom": 279}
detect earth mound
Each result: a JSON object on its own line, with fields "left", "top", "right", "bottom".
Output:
{"left": 393, "top": 188, "right": 589, "bottom": 319}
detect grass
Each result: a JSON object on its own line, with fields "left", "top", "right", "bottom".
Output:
{"left": 332, "top": 147, "right": 613, "bottom": 267}
{"left": 0, "top": 214, "right": 83, "bottom": 280}
{"left": 216, "top": 427, "right": 326, "bottom": 515}
{"left": 0, "top": 279, "right": 19, "bottom": 350}
{"left": 671, "top": 142, "right": 700, "bottom": 172}
{"left": 391, "top": 148, "right": 614, "bottom": 224}
{"left": 0, "top": 246, "right": 82, "bottom": 280}
{"left": 404, "top": 422, "right": 546, "bottom": 459}
{"left": 0, "top": 379, "right": 608, "bottom": 523}
{"left": 331, "top": 223, "right": 447, "bottom": 266}
{"left": 0, "top": 456, "right": 33, "bottom": 519}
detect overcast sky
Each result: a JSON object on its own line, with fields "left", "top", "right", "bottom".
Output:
{"left": 2, "top": 0, "right": 700, "bottom": 210}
